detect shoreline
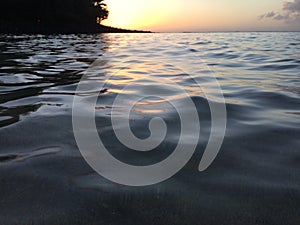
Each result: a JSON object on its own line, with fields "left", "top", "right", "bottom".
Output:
{"left": 0, "top": 24, "right": 152, "bottom": 34}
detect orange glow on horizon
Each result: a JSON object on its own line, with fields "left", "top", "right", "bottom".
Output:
{"left": 102, "top": 0, "right": 172, "bottom": 30}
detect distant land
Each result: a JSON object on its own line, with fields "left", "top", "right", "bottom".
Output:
{"left": 0, "top": 24, "right": 151, "bottom": 34}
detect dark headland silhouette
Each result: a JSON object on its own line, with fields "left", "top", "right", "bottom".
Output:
{"left": 0, "top": 0, "right": 150, "bottom": 34}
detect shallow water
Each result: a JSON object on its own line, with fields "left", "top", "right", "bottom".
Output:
{"left": 0, "top": 33, "right": 300, "bottom": 225}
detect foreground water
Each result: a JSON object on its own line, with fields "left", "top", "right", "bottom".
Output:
{"left": 0, "top": 33, "right": 299, "bottom": 224}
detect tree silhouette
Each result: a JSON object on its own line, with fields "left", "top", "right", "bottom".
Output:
{"left": 94, "top": 1, "right": 109, "bottom": 23}
{"left": 0, "top": 0, "right": 110, "bottom": 33}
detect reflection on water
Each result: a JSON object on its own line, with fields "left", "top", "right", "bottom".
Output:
{"left": 0, "top": 33, "right": 300, "bottom": 225}
{"left": 0, "top": 34, "right": 109, "bottom": 128}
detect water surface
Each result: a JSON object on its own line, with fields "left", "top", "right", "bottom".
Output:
{"left": 0, "top": 33, "right": 300, "bottom": 225}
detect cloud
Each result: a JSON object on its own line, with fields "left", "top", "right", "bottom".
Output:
{"left": 258, "top": 11, "right": 276, "bottom": 20}
{"left": 274, "top": 14, "right": 290, "bottom": 20}
{"left": 283, "top": 0, "right": 300, "bottom": 12}
{"left": 266, "top": 11, "right": 276, "bottom": 18}
{"left": 259, "top": 0, "right": 300, "bottom": 23}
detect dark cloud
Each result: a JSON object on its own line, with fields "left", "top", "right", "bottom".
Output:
{"left": 283, "top": 0, "right": 300, "bottom": 12}
{"left": 258, "top": 11, "right": 276, "bottom": 20}
{"left": 274, "top": 14, "right": 290, "bottom": 20}
{"left": 266, "top": 11, "right": 276, "bottom": 18}
{"left": 259, "top": 0, "right": 300, "bottom": 23}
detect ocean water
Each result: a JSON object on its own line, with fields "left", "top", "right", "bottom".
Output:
{"left": 0, "top": 33, "right": 299, "bottom": 224}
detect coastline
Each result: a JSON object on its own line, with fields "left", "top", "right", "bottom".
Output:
{"left": 0, "top": 24, "right": 151, "bottom": 34}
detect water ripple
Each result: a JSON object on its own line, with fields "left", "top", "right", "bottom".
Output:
{"left": 0, "top": 32, "right": 299, "bottom": 225}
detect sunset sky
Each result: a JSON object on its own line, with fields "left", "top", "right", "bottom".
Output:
{"left": 102, "top": 0, "right": 300, "bottom": 32}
